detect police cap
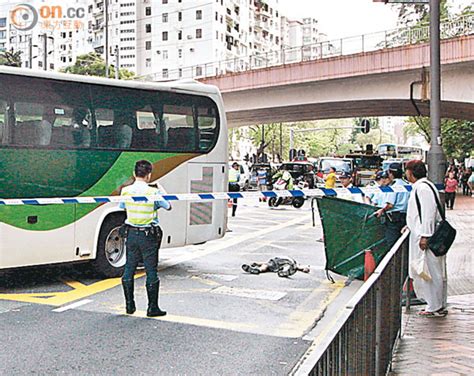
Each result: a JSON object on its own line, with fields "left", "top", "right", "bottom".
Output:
{"left": 388, "top": 162, "right": 403, "bottom": 173}
{"left": 376, "top": 170, "right": 389, "bottom": 180}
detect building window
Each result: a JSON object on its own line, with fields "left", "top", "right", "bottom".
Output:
{"left": 196, "top": 66, "right": 203, "bottom": 76}
{"left": 196, "top": 10, "right": 202, "bottom": 20}
{"left": 178, "top": 31, "right": 182, "bottom": 40}
{"left": 178, "top": 12, "right": 182, "bottom": 21}
{"left": 162, "top": 0, "right": 168, "bottom": 4}
{"left": 162, "top": 31, "right": 168, "bottom": 41}
{"left": 146, "top": 58, "right": 151, "bottom": 67}
{"left": 146, "top": 24, "right": 151, "bottom": 33}
{"left": 145, "top": 7, "right": 151, "bottom": 16}
{"left": 162, "top": 50, "right": 168, "bottom": 59}
{"left": 145, "top": 41, "right": 151, "bottom": 50}
{"left": 162, "top": 13, "right": 168, "bottom": 23}
{"left": 178, "top": 68, "right": 182, "bottom": 78}
{"left": 215, "top": 12, "right": 218, "bottom": 21}
{"left": 216, "top": 31, "right": 219, "bottom": 40}
{"left": 178, "top": 49, "right": 182, "bottom": 58}
{"left": 162, "top": 69, "right": 168, "bottom": 78}
{"left": 196, "top": 29, "right": 202, "bottom": 39}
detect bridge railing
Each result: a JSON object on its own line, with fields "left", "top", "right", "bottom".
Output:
{"left": 138, "top": 13, "right": 473, "bottom": 82}
{"left": 290, "top": 231, "right": 410, "bottom": 376}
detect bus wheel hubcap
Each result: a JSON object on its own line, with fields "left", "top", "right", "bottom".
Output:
{"left": 105, "top": 227, "right": 125, "bottom": 267}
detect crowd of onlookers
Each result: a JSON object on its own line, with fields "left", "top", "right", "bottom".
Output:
{"left": 444, "top": 163, "right": 473, "bottom": 210}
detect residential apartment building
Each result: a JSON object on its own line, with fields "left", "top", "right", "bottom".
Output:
{"left": 0, "top": 0, "right": 90, "bottom": 70}
{"left": 0, "top": 15, "right": 7, "bottom": 53}
{"left": 1, "top": 0, "right": 331, "bottom": 81}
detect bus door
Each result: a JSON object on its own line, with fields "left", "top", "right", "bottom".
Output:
{"left": 186, "top": 162, "right": 227, "bottom": 244}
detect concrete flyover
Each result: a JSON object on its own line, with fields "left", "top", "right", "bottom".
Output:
{"left": 201, "top": 35, "right": 474, "bottom": 127}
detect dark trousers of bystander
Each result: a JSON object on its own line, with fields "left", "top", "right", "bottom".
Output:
{"left": 462, "top": 182, "right": 471, "bottom": 196}
{"left": 445, "top": 192, "right": 456, "bottom": 209}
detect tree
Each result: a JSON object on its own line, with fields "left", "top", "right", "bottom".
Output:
{"left": 0, "top": 48, "right": 23, "bottom": 67}
{"left": 404, "top": 117, "right": 474, "bottom": 160}
{"left": 62, "top": 52, "right": 135, "bottom": 79}
{"left": 395, "top": 0, "right": 450, "bottom": 26}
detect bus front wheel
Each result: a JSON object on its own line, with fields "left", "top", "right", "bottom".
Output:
{"left": 92, "top": 213, "right": 127, "bottom": 278}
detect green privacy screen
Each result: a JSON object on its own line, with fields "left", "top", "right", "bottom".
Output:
{"left": 317, "top": 197, "right": 389, "bottom": 280}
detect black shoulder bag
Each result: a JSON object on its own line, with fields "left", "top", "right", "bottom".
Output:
{"left": 415, "top": 182, "right": 456, "bottom": 257}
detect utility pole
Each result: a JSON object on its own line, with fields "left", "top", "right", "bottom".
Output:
{"left": 427, "top": 0, "right": 445, "bottom": 184}
{"left": 373, "top": 0, "right": 444, "bottom": 182}
{"left": 28, "top": 35, "right": 33, "bottom": 69}
{"left": 115, "top": 46, "right": 120, "bottom": 79}
{"left": 42, "top": 33, "right": 47, "bottom": 71}
{"left": 105, "top": 0, "right": 109, "bottom": 78}
{"left": 279, "top": 123, "right": 283, "bottom": 162}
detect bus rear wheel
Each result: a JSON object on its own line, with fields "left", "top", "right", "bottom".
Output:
{"left": 92, "top": 213, "right": 126, "bottom": 278}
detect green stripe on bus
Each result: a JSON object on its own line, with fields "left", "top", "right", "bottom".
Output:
{"left": 0, "top": 151, "right": 179, "bottom": 231}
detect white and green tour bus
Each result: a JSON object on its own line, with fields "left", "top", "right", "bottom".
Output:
{"left": 0, "top": 66, "right": 228, "bottom": 277}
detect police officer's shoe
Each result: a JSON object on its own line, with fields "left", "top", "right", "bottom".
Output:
{"left": 122, "top": 279, "right": 136, "bottom": 315}
{"left": 146, "top": 281, "right": 167, "bottom": 317}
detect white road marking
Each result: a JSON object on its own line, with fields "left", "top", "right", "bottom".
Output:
{"left": 211, "top": 286, "right": 287, "bottom": 301}
{"left": 52, "top": 299, "right": 93, "bottom": 312}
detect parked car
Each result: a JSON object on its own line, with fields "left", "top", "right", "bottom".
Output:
{"left": 228, "top": 161, "right": 251, "bottom": 190}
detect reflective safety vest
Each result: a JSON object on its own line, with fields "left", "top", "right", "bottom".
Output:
{"left": 121, "top": 184, "right": 158, "bottom": 226}
{"left": 229, "top": 168, "right": 240, "bottom": 183}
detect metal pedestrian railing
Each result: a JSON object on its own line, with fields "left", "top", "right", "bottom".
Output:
{"left": 137, "top": 13, "right": 473, "bottom": 82}
{"left": 292, "top": 231, "right": 410, "bottom": 376}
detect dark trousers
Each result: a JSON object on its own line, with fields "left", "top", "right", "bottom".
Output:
{"left": 122, "top": 226, "right": 163, "bottom": 285}
{"left": 385, "top": 213, "right": 406, "bottom": 249}
{"left": 445, "top": 192, "right": 456, "bottom": 209}
{"left": 462, "top": 183, "right": 470, "bottom": 196}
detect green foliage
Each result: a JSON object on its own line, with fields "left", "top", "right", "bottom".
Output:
{"left": 62, "top": 52, "right": 135, "bottom": 79}
{"left": 404, "top": 117, "right": 474, "bottom": 160}
{"left": 0, "top": 48, "right": 23, "bottom": 67}
{"left": 386, "top": 2, "right": 471, "bottom": 47}
{"left": 354, "top": 129, "right": 393, "bottom": 150}
{"left": 395, "top": 0, "right": 450, "bottom": 26}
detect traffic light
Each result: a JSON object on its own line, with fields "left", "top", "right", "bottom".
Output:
{"left": 361, "top": 119, "right": 371, "bottom": 134}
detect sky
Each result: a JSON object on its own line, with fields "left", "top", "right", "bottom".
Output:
{"left": 280, "top": 0, "right": 473, "bottom": 40}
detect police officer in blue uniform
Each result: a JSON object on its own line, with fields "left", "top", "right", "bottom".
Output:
{"left": 375, "top": 163, "right": 410, "bottom": 248}
{"left": 120, "top": 160, "right": 171, "bottom": 317}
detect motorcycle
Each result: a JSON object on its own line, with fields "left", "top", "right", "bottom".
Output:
{"left": 268, "top": 175, "right": 306, "bottom": 209}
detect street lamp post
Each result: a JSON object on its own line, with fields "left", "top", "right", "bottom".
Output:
{"left": 374, "top": 0, "right": 445, "bottom": 183}
{"left": 427, "top": 0, "right": 446, "bottom": 185}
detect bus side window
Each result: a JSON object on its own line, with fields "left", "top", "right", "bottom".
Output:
{"left": 12, "top": 102, "right": 52, "bottom": 147}
{"left": 96, "top": 108, "right": 134, "bottom": 149}
{"left": 134, "top": 110, "right": 161, "bottom": 149}
{"left": 196, "top": 106, "right": 218, "bottom": 151}
{"left": 163, "top": 104, "right": 195, "bottom": 151}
